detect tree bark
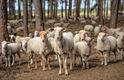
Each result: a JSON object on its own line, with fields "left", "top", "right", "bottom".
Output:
{"left": 87, "top": 0, "right": 90, "bottom": 18}
{"left": 68, "top": 0, "right": 72, "bottom": 17}
{"left": 48, "top": 0, "right": 50, "bottom": 18}
{"left": 98, "top": 0, "right": 103, "bottom": 24}
{"left": 29, "top": 0, "right": 32, "bottom": 20}
{"left": 33, "top": 0, "right": 44, "bottom": 31}
{"left": 76, "top": 0, "right": 81, "bottom": 18}
{"left": 84, "top": 0, "right": 86, "bottom": 18}
{"left": 23, "top": 0, "right": 28, "bottom": 36}
{"left": 18, "top": 0, "right": 21, "bottom": 19}
{"left": 61, "top": 0, "right": 63, "bottom": 18}
{"left": 0, "top": 0, "right": 9, "bottom": 42}
{"left": 65, "top": 0, "right": 67, "bottom": 19}
{"left": 9, "top": 0, "right": 15, "bottom": 19}
{"left": 110, "top": 0, "right": 120, "bottom": 28}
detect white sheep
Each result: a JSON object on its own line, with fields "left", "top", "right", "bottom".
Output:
{"left": 116, "top": 32, "right": 124, "bottom": 60}
{"left": 49, "top": 26, "right": 74, "bottom": 75}
{"left": 22, "top": 32, "right": 47, "bottom": 70}
{"left": 84, "top": 25, "right": 94, "bottom": 32}
{"left": 73, "top": 40, "right": 90, "bottom": 69}
{"left": 96, "top": 32, "right": 117, "bottom": 65}
{"left": 1, "top": 41, "right": 22, "bottom": 67}
{"left": 106, "top": 27, "right": 122, "bottom": 37}
{"left": 15, "top": 36, "right": 31, "bottom": 44}
{"left": 94, "top": 25, "right": 102, "bottom": 37}
{"left": 34, "top": 31, "right": 39, "bottom": 37}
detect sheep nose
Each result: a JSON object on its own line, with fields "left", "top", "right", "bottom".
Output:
{"left": 42, "top": 39, "right": 45, "bottom": 42}
{"left": 57, "top": 37, "right": 60, "bottom": 40}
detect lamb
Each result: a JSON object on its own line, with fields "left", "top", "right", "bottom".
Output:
{"left": 7, "top": 25, "right": 16, "bottom": 35}
{"left": 1, "top": 41, "right": 22, "bottom": 67}
{"left": 116, "top": 32, "right": 124, "bottom": 60}
{"left": 84, "top": 25, "right": 94, "bottom": 32}
{"left": 34, "top": 31, "right": 39, "bottom": 37}
{"left": 73, "top": 40, "right": 90, "bottom": 69}
{"left": 106, "top": 27, "right": 122, "bottom": 37}
{"left": 15, "top": 36, "right": 31, "bottom": 44}
{"left": 84, "top": 25, "right": 94, "bottom": 37}
{"left": 9, "top": 34, "right": 16, "bottom": 42}
{"left": 96, "top": 32, "right": 117, "bottom": 65}
{"left": 94, "top": 25, "right": 102, "bottom": 37}
{"left": 74, "top": 30, "right": 91, "bottom": 44}
{"left": 21, "top": 31, "right": 47, "bottom": 70}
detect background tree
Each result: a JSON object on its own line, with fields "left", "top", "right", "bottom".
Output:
{"left": 110, "top": 0, "right": 120, "bottom": 28}
{"left": 9, "top": 0, "right": 15, "bottom": 19}
{"left": 0, "top": 0, "right": 9, "bottom": 42}
{"left": 23, "top": 0, "right": 28, "bottom": 36}
{"left": 98, "top": 0, "right": 103, "bottom": 24}
{"left": 68, "top": 0, "right": 72, "bottom": 17}
{"left": 33, "top": 0, "right": 44, "bottom": 31}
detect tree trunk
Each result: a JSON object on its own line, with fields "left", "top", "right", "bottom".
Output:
{"left": 84, "top": 0, "right": 86, "bottom": 18}
{"left": 65, "top": 0, "right": 67, "bottom": 19}
{"left": 43, "top": 0, "right": 46, "bottom": 21}
{"left": 29, "top": 0, "right": 32, "bottom": 20}
{"left": 0, "top": 0, "right": 9, "bottom": 42}
{"left": 48, "top": 0, "right": 50, "bottom": 18}
{"left": 61, "top": 0, "right": 63, "bottom": 18}
{"left": 9, "top": 0, "right": 15, "bottom": 19}
{"left": 68, "top": 0, "right": 72, "bottom": 17}
{"left": 50, "top": 0, "right": 53, "bottom": 18}
{"left": 55, "top": 0, "right": 58, "bottom": 18}
{"left": 33, "top": 0, "right": 44, "bottom": 31}
{"left": 87, "top": 0, "right": 90, "bottom": 18}
{"left": 106, "top": 0, "right": 109, "bottom": 16}
{"left": 76, "top": 0, "right": 81, "bottom": 18}
{"left": 98, "top": 0, "right": 103, "bottom": 24}
{"left": 18, "top": 0, "right": 21, "bottom": 19}
{"left": 110, "top": 0, "right": 120, "bottom": 28}
{"left": 23, "top": 0, "right": 28, "bottom": 36}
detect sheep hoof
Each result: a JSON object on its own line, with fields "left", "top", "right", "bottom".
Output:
{"left": 58, "top": 72, "right": 62, "bottom": 75}
{"left": 48, "top": 67, "right": 52, "bottom": 70}
{"left": 65, "top": 73, "right": 69, "bottom": 76}
{"left": 43, "top": 68, "right": 46, "bottom": 71}
{"left": 35, "top": 67, "right": 37, "bottom": 69}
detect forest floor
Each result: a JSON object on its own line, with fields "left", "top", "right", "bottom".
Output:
{"left": 0, "top": 21, "right": 124, "bottom": 80}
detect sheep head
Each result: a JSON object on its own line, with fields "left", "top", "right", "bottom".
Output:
{"left": 79, "top": 30, "right": 88, "bottom": 41}
{"left": 98, "top": 32, "right": 108, "bottom": 42}
{"left": 39, "top": 31, "right": 47, "bottom": 42}
{"left": 54, "top": 26, "right": 64, "bottom": 41}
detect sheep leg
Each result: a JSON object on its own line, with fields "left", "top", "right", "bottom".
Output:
{"left": 47, "top": 56, "right": 51, "bottom": 70}
{"left": 27, "top": 53, "right": 32, "bottom": 69}
{"left": 30, "top": 53, "right": 33, "bottom": 64}
{"left": 107, "top": 52, "right": 110, "bottom": 63}
{"left": 41, "top": 53, "right": 46, "bottom": 71}
{"left": 113, "top": 50, "right": 117, "bottom": 62}
{"left": 86, "top": 56, "right": 89, "bottom": 69}
{"left": 100, "top": 52, "right": 104, "bottom": 65}
{"left": 64, "top": 55, "right": 68, "bottom": 75}
{"left": 8, "top": 56, "right": 11, "bottom": 67}
{"left": 34, "top": 54, "right": 37, "bottom": 69}
{"left": 58, "top": 55, "right": 62, "bottom": 75}
{"left": 17, "top": 53, "right": 21, "bottom": 65}
{"left": 104, "top": 53, "right": 108, "bottom": 66}
{"left": 120, "top": 49, "right": 123, "bottom": 60}
{"left": 5, "top": 57, "right": 8, "bottom": 67}
{"left": 12, "top": 55, "right": 15, "bottom": 66}
{"left": 69, "top": 52, "right": 73, "bottom": 70}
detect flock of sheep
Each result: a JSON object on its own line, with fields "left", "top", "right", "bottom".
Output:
{"left": 1, "top": 21, "right": 124, "bottom": 75}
